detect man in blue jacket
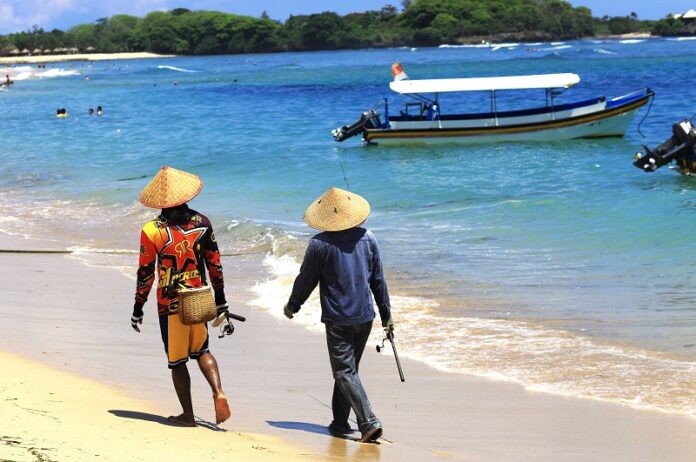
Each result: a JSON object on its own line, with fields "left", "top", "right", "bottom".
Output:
{"left": 284, "top": 187, "right": 394, "bottom": 443}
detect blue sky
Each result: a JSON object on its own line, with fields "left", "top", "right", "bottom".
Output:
{"left": 0, "top": 1, "right": 693, "bottom": 34}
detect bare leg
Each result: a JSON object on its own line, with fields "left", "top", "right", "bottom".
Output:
{"left": 170, "top": 363, "right": 196, "bottom": 426}
{"left": 197, "top": 351, "right": 230, "bottom": 424}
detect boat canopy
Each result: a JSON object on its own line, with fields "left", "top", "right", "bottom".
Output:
{"left": 389, "top": 73, "right": 580, "bottom": 94}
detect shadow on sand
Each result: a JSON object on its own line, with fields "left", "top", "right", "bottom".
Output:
{"left": 266, "top": 421, "right": 383, "bottom": 460}
{"left": 266, "top": 420, "right": 337, "bottom": 436}
{"left": 109, "top": 410, "right": 225, "bottom": 432}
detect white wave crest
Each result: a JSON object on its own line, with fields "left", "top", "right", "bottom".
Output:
{"left": 439, "top": 43, "right": 491, "bottom": 49}
{"left": 491, "top": 43, "right": 519, "bottom": 51}
{"left": 157, "top": 65, "right": 199, "bottom": 73}
{"left": 594, "top": 48, "right": 616, "bottom": 55}
{"left": 542, "top": 45, "right": 572, "bottom": 51}
{"left": 37, "top": 68, "right": 80, "bottom": 78}
{"left": 4, "top": 67, "right": 79, "bottom": 81}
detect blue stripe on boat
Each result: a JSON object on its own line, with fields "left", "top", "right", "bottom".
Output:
{"left": 606, "top": 89, "right": 651, "bottom": 109}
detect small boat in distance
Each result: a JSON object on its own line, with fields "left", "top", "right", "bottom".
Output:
{"left": 332, "top": 64, "right": 653, "bottom": 145}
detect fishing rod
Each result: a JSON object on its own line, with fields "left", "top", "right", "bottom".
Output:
{"left": 376, "top": 330, "right": 405, "bottom": 382}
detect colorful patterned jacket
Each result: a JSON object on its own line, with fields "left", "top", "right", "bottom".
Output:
{"left": 134, "top": 206, "right": 226, "bottom": 316}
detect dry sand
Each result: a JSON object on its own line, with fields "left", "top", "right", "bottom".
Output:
{"left": 0, "top": 350, "right": 313, "bottom": 462}
{"left": 2, "top": 233, "right": 696, "bottom": 461}
{"left": 598, "top": 32, "right": 653, "bottom": 39}
{"left": 0, "top": 52, "right": 173, "bottom": 65}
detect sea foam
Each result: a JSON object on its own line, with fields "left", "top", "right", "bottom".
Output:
{"left": 249, "top": 251, "right": 696, "bottom": 419}
{"left": 157, "top": 65, "right": 200, "bottom": 73}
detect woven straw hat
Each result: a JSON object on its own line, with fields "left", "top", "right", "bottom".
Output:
{"left": 139, "top": 166, "right": 203, "bottom": 209}
{"left": 304, "top": 187, "right": 370, "bottom": 231}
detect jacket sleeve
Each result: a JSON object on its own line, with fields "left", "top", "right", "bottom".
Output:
{"left": 134, "top": 229, "right": 156, "bottom": 310}
{"left": 369, "top": 234, "right": 392, "bottom": 323}
{"left": 288, "top": 239, "right": 321, "bottom": 312}
{"left": 202, "top": 225, "right": 227, "bottom": 306}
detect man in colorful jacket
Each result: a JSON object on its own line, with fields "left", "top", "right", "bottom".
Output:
{"left": 132, "top": 166, "right": 231, "bottom": 427}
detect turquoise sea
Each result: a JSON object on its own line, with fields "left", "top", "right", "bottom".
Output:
{"left": 2, "top": 37, "right": 696, "bottom": 416}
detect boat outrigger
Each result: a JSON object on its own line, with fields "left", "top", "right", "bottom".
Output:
{"left": 332, "top": 64, "right": 653, "bottom": 145}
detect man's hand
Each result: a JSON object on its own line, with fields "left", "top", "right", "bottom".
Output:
{"left": 284, "top": 303, "right": 294, "bottom": 319}
{"left": 216, "top": 304, "right": 229, "bottom": 316}
{"left": 131, "top": 303, "right": 144, "bottom": 333}
{"left": 382, "top": 317, "right": 394, "bottom": 335}
{"left": 212, "top": 303, "right": 229, "bottom": 328}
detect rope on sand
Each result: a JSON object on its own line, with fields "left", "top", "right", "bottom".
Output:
{"left": 0, "top": 248, "right": 264, "bottom": 256}
{"left": 0, "top": 249, "right": 73, "bottom": 254}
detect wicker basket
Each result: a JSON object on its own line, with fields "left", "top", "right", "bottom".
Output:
{"left": 178, "top": 285, "right": 216, "bottom": 325}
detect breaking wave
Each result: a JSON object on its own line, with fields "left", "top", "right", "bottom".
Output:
{"left": 157, "top": 65, "right": 200, "bottom": 73}
{"left": 249, "top": 250, "right": 696, "bottom": 419}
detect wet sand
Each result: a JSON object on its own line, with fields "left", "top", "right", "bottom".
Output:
{"left": 2, "top": 233, "right": 696, "bottom": 461}
{"left": 0, "top": 52, "right": 173, "bottom": 65}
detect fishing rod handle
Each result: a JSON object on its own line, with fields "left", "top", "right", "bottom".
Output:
{"left": 388, "top": 335, "right": 406, "bottom": 382}
{"left": 227, "top": 312, "right": 246, "bottom": 322}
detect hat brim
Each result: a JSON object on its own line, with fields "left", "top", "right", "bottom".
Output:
{"left": 139, "top": 166, "right": 203, "bottom": 209}
{"left": 304, "top": 188, "right": 370, "bottom": 232}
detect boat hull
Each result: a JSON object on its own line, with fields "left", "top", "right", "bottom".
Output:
{"left": 364, "top": 95, "right": 650, "bottom": 146}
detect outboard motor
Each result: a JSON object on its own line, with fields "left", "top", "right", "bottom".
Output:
{"left": 332, "top": 109, "right": 381, "bottom": 142}
{"left": 634, "top": 119, "right": 696, "bottom": 174}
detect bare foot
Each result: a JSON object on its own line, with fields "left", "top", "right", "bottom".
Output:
{"left": 167, "top": 413, "right": 196, "bottom": 427}
{"left": 214, "top": 394, "right": 231, "bottom": 424}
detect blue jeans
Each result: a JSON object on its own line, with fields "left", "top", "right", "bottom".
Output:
{"left": 325, "top": 321, "right": 381, "bottom": 434}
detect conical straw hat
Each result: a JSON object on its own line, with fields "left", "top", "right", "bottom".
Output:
{"left": 304, "top": 187, "right": 370, "bottom": 231}
{"left": 139, "top": 166, "right": 203, "bottom": 208}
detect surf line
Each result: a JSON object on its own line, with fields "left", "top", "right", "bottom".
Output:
{"left": 0, "top": 248, "right": 264, "bottom": 256}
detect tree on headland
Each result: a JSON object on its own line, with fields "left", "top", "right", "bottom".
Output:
{"left": 652, "top": 14, "right": 695, "bottom": 36}
{"left": 0, "top": 1, "right": 678, "bottom": 57}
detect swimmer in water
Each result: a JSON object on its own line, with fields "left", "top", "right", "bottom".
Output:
{"left": 88, "top": 108, "right": 94, "bottom": 116}
{"left": 96, "top": 106, "right": 103, "bottom": 116}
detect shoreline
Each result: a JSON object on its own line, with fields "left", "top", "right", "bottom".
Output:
{"left": 0, "top": 51, "right": 174, "bottom": 65}
{"left": 2, "top": 186, "right": 696, "bottom": 419}
{"left": 4, "top": 233, "right": 696, "bottom": 460}
{"left": 596, "top": 32, "right": 653, "bottom": 39}
{"left": 0, "top": 34, "right": 657, "bottom": 65}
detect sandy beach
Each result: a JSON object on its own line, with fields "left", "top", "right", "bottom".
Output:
{"left": 0, "top": 52, "right": 173, "bottom": 65}
{"left": 3, "top": 233, "right": 696, "bottom": 461}
{"left": 0, "top": 350, "right": 310, "bottom": 462}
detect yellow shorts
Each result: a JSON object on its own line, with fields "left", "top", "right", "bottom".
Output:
{"left": 158, "top": 314, "right": 209, "bottom": 368}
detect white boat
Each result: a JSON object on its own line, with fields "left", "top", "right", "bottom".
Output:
{"left": 332, "top": 69, "right": 653, "bottom": 145}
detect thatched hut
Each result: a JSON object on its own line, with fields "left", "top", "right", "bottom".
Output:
{"left": 85, "top": 46, "right": 96, "bottom": 53}
{"left": 21, "top": 48, "right": 30, "bottom": 55}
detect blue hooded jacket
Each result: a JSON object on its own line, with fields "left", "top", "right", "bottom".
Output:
{"left": 288, "top": 227, "right": 391, "bottom": 325}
